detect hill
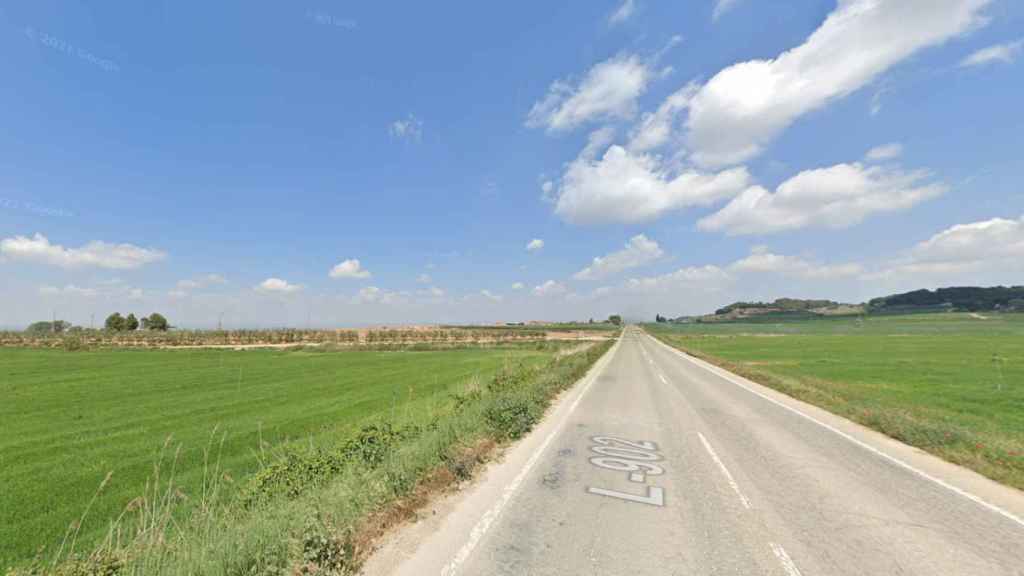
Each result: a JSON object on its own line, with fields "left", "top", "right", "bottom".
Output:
{"left": 869, "top": 286, "right": 1024, "bottom": 314}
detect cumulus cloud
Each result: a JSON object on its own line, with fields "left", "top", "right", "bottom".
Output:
{"left": 353, "top": 286, "right": 406, "bottom": 305}
{"left": 626, "top": 265, "right": 732, "bottom": 293}
{"left": 526, "top": 238, "right": 545, "bottom": 252}
{"left": 628, "top": 83, "right": 698, "bottom": 152}
{"left": 533, "top": 280, "right": 568, "bottom": 297}
{"left": 865, "top": 143, "right": 904, "bottom": 161}
{"left": 329, "top": 259, "right": 372, "bottom": 279}
{"left": 389, "top": 114, "right": 423, "bottom": 141}
{"left": 574, "top": 234, "right": 664, "bottom": 280}
{"left": 699, "top": 161, "right": 946, "bottom": 235}
{"left": 416, "top": 273, "right": 432, "bottom": 284}
{"left": 730, "top": 246, "right": 863, "bottom": 279}
{"left": 959, "top": 39, "right": 1023, "bottom": 67}
{"left": 1, "top": 233, "right": 165, "bottom": 269}
{"left": 256, "top": 278, "right": 302, "bottom": 293}
{"left": 608, "top": 0, "right": 636, "bottom": 25}
{"left": 875, "top": 215, "right": 1024, "bottom": 277}
{"left": 526, "top": 54, "right": 652, "bottom": 132}
{"left": 511, "top": 282, "right": 525, "bottom": 290}
{"left": 685, "top": 0, "right": 992, "bottom": 167}
{"left": 553, "top": 142, "right": 751, "bottom": 224}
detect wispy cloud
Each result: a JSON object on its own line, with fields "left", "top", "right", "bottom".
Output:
{"left": 389, "top": 114, "right": 423, "bottom": 141}
{"left": 959, "top": 39, "right": 1023, "bottom": 68}
{"left": 608, "top": 0, "right": 637, "bottom": 26}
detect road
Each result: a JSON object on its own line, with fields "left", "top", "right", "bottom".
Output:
{"left": 364, "top": 327, "right": 1024, "bottom": 575}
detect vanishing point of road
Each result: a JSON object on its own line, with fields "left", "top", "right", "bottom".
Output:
{"left": 365, "top": 327, "right": 1024, "bottom": 575}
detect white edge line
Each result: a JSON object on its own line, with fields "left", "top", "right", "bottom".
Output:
{"left": 771, "top": 543, "right": 803, "bottom": 576}
{"left": 440, "top": 337, "right": 621, "bottom": 576}
{"left": 646, "top": 333, "right": 1024, "bottom": 530}
{"left": 698, "top": 431, "right": 752, "bottom": 509}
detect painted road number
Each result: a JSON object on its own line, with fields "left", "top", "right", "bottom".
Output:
{"left": 586, "top": 436, "right": 665, "bottom": 507}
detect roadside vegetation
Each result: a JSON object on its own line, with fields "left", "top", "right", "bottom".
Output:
{"left": 1, "top": 338, "right": 614, "bottom": 574}
{"left": 645, "top": 313, "right": 1024, "bottom": 490}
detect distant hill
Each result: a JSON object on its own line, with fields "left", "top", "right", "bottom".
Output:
{"left": 696, "top": 298, "right": 864, "bottom": 323}
{"left": 869, "top": 286, "right": 1024, "bottom": 313}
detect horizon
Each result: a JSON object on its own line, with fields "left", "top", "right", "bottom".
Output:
{"left": 3, "top": 1, "right": 1023, "bottom": 329}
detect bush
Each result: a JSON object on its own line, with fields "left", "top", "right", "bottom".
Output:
{"left": 484, "top": 393, "right": 542, "bottom": 440}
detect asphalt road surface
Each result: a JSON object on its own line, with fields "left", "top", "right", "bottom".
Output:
{"left": 364, "top": 327, "right": 1024, "bottom": 575}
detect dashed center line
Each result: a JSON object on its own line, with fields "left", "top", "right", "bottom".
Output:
{"left": 770, "top": 543, "right": 803, "bottom": 576}
{"left": 698, "top": 432, "right": 752, "bottom": 510}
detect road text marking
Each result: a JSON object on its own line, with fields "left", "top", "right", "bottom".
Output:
{"left": 586, "top": 435, "right": 665, "bottom": 507}
{"left": 439, "top": 338, "right": 621, "bottom": 576}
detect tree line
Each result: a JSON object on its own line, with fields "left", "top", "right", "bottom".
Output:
{"left": 25, "top": 313, "right": 170, "bottom": 334}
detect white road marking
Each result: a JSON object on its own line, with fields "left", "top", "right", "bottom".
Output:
{"left": 698, "top": 432, "right": 752, "bottom": 509}
{"left": 770, "top": 543, "right": 803, "bottom": 576}
{"left": 646, "top": 334, "right": 1024, "bottom": 531}
{"left": 440, "top": 339, "right": 621, "bottom": 576}
{"left": 658, "top": 373, "right": 668, "bottom": 385}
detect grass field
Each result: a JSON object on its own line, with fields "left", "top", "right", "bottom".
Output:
{"left": 0, "top": 344, "right": 558, "bottom": 569}
{"left": 646, "top": 313, "right": 1024, "bottom": 490}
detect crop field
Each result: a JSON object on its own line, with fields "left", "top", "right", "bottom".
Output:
{"left": 0, "top": 344, "right": 565, "bottom": 569}
{"left": 646, "top": 313, "right": 1024, "bottom": 489}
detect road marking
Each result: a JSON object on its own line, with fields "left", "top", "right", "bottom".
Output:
{"left": 658, "top": 373, "right": 668, "bottom": 385}
{"left": 698, "top": 432, "right": 752, "bottom": 509}
{"left": 770, "top": 543, "right": 803, "bottom": 576}
{"left": 440, "top": 338, "right": 621, "bottom": 576}
{"left": 646, "top": 334, "right": 1024, "bottom": 531}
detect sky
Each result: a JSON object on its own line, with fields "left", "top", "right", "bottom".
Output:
{"left": 1, "top": 0, "right": 1023, "bottom": 328}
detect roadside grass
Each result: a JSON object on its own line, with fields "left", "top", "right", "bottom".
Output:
{"left": 2, "top": 340, "right": 613, "bottom": 574}
{"left": 646, "top": 313, "right": 1024, "bottom": 490}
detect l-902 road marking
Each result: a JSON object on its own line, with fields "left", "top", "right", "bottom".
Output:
{"left": 586, "top": 435, "right": 665, "bottom": 507}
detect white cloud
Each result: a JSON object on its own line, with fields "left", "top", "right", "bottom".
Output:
{"left": 256, "top": 278, "right": 302, "bottom": 293}
{"left": 730, "top": 246, "right": 863, "bottom": 279}
{"left": 626, "top": 265, "right": 732, "bottom": 293}
{"left": 480, "top": 289, "right": 503, "bottom": 302}
{"left": 608, "top": 0, "right": 636, "bottom": 25}
{"left": 628, "top": 82, "right": 698, "bottom": 152}
{"left": 685, "top": 0, "right": 992, "bottom": 167}
{"left": 553, "top": 143, "right": 751, "bottom": 224}
{"left": 699, "top": 161, "right": 946, "bottom": 235}
{"left": 168, "top": 289, "right": 189, "bottom": 299}
{"left": 511, "top": 282, "right": 525, "bottom": 290}
{"left": 533, "top": 280, "right": 568, "bottom": 297}
{"left": 176, "top": 274, "right": 227, "bottom": 292}
{"left": 353, "top": 286, "right": 406, "bottom": 305}
{"left": 128, "top": 288, "right": 144, "bottom": 300}
{"left": 329, "top": 259, "right": 372, "bottom": 279}
{"left": 416, "top": 273, "right": 432, "bottom": 284}
{"left": 959, "top": 39, "right": 1024, "bottom": 67}
{"left": 526, "top": 238, "right": 545, "bottom": 252}
{"left": 574, "top": 234, "right": 664, "bottom": 280}
{"left": 865, "top": 143, "right": 904, "bottom": 161}
{"left": 419, "top": 286, "right": 445, "bottom": 298}
{"left": 389, "top": 114, "right": 423, "bottom": 141}
{"left": 526, "top": 54, "right": 652, "bottom": 132}
{"left": 1, "top": 233, "right": 165, "bottom": 269}
{"left": 38, "top": 284, "right": 99, "bottom": 297}
{"left": 712, "top": 0, "right": 741, "bottom": 22}
{"left": 875, "top": 215, "right": 1024, "bottom": 277}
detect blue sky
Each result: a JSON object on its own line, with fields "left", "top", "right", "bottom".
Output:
{"left": 1, "top": 0, "right": 1023, "bottom": 328}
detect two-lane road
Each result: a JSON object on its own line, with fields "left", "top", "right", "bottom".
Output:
{"left": 365, "top": 327, "right": 1024, "bottom": 575}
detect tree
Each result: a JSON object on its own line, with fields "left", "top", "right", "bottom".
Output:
{"left": 655, "top": 314, "right": 667, "bottom": 323}
{"left": 26, "top": 320, "right": 71, "bottom": 334}
{"left": 125, "top": 313, "right": 139, "bottom": 331}
{"left": 607, "top": 315, "right": 622, "bottom": 326}
{"left": 141, "top": 313, "right": 169, "bottom": 331}
{"left": 105, "top": 313, "right": 126, "bottom": 332}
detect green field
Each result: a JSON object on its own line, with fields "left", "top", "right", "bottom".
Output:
{"left": 646, "top": 313, "right": 1024, "bottom": 489}
{"left": 0, "top": 345, "right": 557, "bottom": 569}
